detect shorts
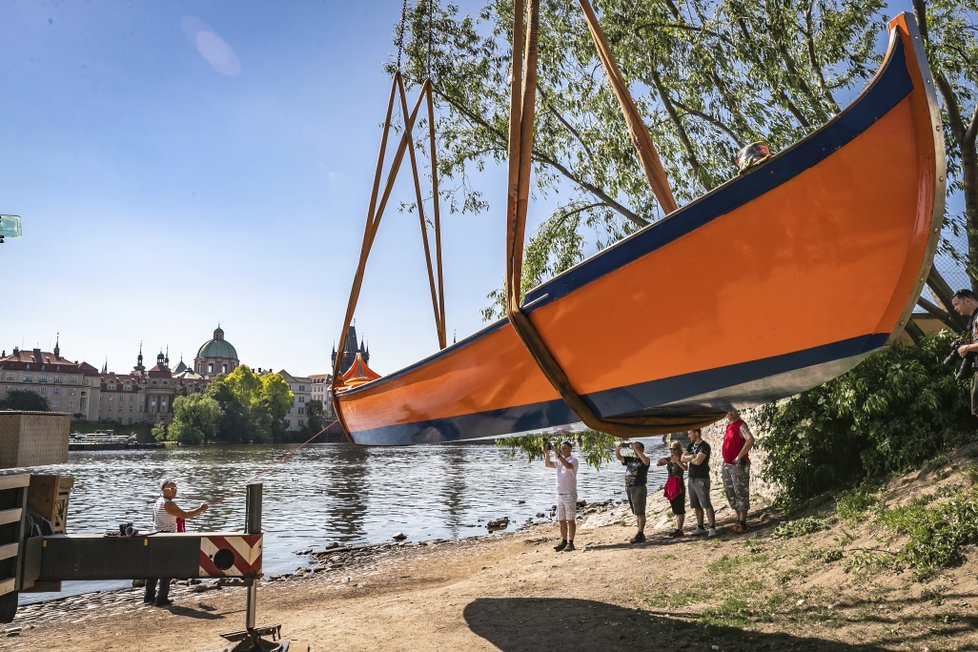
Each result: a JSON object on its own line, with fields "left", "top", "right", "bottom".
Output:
{"left": 556, "top": 493, "right": 577, "bottom": 521}
{"left": 971, "top": 372, "right": 978, "bottom": 415}
{"left": 668, "top": 492, "right": 685, "bottom": 516}
{"left": 722, "top": 462, "right": 750, "bottom": 513}
{"left": 687, "top": 477, "right": 713, "bottom": 510}
{"left": 626, "top": 485, "right": 647, "bottom": 516}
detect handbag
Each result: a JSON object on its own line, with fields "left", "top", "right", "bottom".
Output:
{"left": 663, "top": 475, "right": 682, "bottom": 501}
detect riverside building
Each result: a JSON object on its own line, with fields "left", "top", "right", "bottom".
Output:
{"left": 0, "top": 338, "right": 101, "bottom": 420}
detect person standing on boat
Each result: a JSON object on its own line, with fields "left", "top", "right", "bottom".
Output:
{"left": 951, "top": 289, "right": 978, "bottom": 420}
{"left": 657, "top": 441, "right": 687, "bottom": 537}
{"left": 721, "top": 410, "right": 754, "bottom": 533}
{"left": 544, "top": 440, "right": 579, "bottom": 552}
{"left": 144, "top": 479, "right": 208, "bottom": 607}
{"left": 682, "top": 428, "right": 717, "bottom": 537}
{"left": 614, "top": 441, "right": 650, "bottom": 543}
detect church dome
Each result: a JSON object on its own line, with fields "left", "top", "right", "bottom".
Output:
{"left": 196, "top": 326, "right": 238, "bottom": 360}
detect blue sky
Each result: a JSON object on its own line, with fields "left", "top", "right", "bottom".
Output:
{"left": 0, "top": 0, "right": 510, "bottom": 376}
{"left": 0, "top": 2, "right": 966, "bottom": 378}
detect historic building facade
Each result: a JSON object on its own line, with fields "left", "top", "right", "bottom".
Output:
{"left": 0, "top": 339, "right": 102, "bottom": 420}
{"left": 278, "top": 370, "right": 312, "bottom": 432}
{"left": 309, "top": 373, "right": 335, "bottom": 421}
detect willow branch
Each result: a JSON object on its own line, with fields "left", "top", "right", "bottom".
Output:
{"left": 434, "top": 87, "right": 648, "bottom": 227}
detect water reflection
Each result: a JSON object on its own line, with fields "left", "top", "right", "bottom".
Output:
{"left": 4, "top": 439, "right": 670, "bottom": 602}
{"left": 437, "top": 444, "right": 467, "bottom": 538}
{"left": 317, "top": 444, "right": 370, "bottom": 542}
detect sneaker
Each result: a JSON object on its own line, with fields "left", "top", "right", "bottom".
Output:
{"left": 629, "top": 532, "right": 646, "bottom": 544}
{"left": 668, "top": 528, "right": 684, "bottom": 538}
{"left": 707, "top": 528, "right": 718, "bottom": 538}
{"left": 562, "top": 541, "right": 576, "bottom": 551}
{"left": 690, "top": 527, "right": 707, "bottom": 536}
{"left": 728, "top": 523, "right": 744, "bottom": 534}
{"left": 553, "top": 540, "right": 567, "bottom": 552}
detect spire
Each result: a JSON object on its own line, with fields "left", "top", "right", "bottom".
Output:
{"left": 337, "top": 324, "right": 363, "bottom": 375}
{"left": 135, "top": 341, "right": 145, "bottom": 372}
{"left": 165, "top": 345, "right": 169, "bottom": 367}
{"left": 101, "top": 357, "right": 107, "bottom": 374}
{"left": 54, "top": 332, "right": 60, "bottom": 358}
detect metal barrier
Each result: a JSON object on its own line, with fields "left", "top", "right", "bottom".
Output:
{"left": 0, "top": 478, "right": 293, "bottom": 650}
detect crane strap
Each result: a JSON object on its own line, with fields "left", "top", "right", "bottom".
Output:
{"left": 577, "top": 0, "right": 677, "bottom": 214}
{"left": 332, "top": 73, "right": 446, "bottom": 389}
{"left": 503, "top": 0, "right": 722, "bottom": 436}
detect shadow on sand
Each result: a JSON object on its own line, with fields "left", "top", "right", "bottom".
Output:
{"left": 463, "top": 597, "right": 888, "bottom": 652}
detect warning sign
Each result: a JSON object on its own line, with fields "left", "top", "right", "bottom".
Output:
{"left": 199, "top": 535, "right": 262, "bottom": 577}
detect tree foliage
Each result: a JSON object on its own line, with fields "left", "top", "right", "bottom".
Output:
{"left": 399, "top": 0, "right": 971, "bottom": 322}
{"left": 0, "top": 390, "right": 49, "bottom": 412}
{"left": 195, "top": 366, "right": 295, "bottom": 443}
{"left": 496, "top": 429, "right": 623, "bottom": 469}
{"left": 164, "top": 394, "right": 223, "bottom": 445}
{"left": 913, "top": 0, "right": 978, "bottom": 290}
{"left": 756, "top": 334, "right": 975, "bottom": 508}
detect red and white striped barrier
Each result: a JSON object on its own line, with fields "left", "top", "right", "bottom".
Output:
{"left": 199, "top": 534, "right": 262, "bottom": 577}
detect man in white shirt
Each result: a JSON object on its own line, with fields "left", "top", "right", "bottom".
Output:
{"left": 543, "top": 440, "right": 579, "bottom": 552}
{"left": 144, "top": 478, "right": 208, "bottom": 607}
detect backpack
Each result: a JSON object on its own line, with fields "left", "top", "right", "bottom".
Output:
{"left": 663, "top": 475, "right": 683, "bottom": 501}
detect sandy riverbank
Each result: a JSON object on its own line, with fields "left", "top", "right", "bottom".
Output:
{"left": 3, "top": 472, "right": 977, "bottom": 651}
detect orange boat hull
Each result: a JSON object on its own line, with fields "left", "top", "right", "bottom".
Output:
{"left": 336, "top": 14, "right": 945, "bottom": 445}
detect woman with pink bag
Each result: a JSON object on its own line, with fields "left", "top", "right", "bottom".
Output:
{"left": 657, "top": 441, "right": 688, "bottom": 537}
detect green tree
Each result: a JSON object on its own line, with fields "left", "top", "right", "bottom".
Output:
{"left": 497, "top": 429, "right": 621, "bottom": 469}
{"left": 224, "top": 365, "right": 263, "bottom": 409}
{"left": 206, "top": 379, "right": 254, "bottom": 443}
{"left": 0, "top": 390, "right": 49, "bottom": 411}
{"left": 166, "top": 394, "right": 223, "bottom": 445}
{"left": 913, "top": 0, "right": 978, "bottom": 294}
{"left": 258, "top": 374, "right": 294, "bottom": 441}
{"left": 757, "top": 333, "right": 975, "bottom": 508}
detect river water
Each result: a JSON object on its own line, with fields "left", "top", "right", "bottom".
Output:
{"left": 6, "top": 439, "right": 671, "bottom": 604}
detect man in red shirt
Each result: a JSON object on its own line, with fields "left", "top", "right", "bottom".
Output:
{"left": 721, "top": 409, "right": 754, "bottom": 533}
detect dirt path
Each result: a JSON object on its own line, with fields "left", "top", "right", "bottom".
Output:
{"left": 4, "top": 486, "right": 977, "bottom": 651}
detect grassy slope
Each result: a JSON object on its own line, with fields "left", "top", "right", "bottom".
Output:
{"left": 636, "top": 443, "right": 978, "bottom": 650}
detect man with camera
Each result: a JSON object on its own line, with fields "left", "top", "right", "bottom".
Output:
{"left": 544, "top": 440, "right": 579, "bottom": 552}
{"left": 614, "top": 441, "right": 651, "bottom": 543}
{"left": 951, "top": 289, "right": 978, "bottom": 420}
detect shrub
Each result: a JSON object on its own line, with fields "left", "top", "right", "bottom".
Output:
{"left": 771, "top": 516, "right": 830, "bottom": 539}
{"left": 758, "top": 333, "right": 976, "bottom": 506}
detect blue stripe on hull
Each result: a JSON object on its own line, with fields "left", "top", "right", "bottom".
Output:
{"left": 349, "top": 334, "right": 889, "bottom": 445}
